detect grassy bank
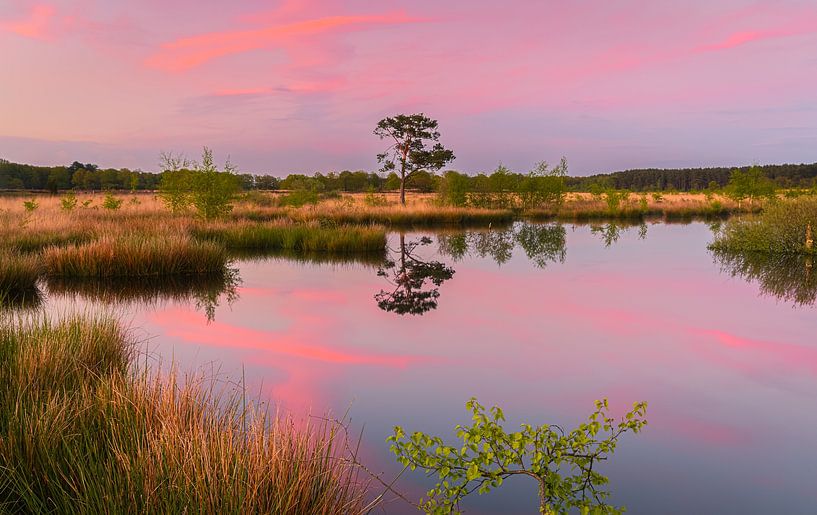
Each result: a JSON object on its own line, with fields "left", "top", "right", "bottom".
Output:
{"left": 710, "top": 198, "right": 817, "bottom": 254}
{"left": 0, "top": 314, "right": 367, "bottom": 513}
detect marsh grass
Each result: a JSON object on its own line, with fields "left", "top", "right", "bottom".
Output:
{"left": 43, "top": 235, "right": 228, "bottom": 277}
{"left": 0, "top": 250, "right": 42, "bottom": 302}
{"left": 0, "top": 315, "right": 369, "bottom": 513}
{"left": 193, "top": 221, "right": 387, "bottom": 255}
{"left": 710, "top": 198, "right": 817, "bottom": 254}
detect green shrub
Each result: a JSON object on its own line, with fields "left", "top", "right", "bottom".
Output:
{"left": 278, "top": 189, "right": 319, "bottom": 207}
{"left": 710, "top": 198, "right": 817, "bottom": 254}
{"left": 363, "top": 188, "right": 389, "bottom": 207}
{"left": 22, "top": 198, "right": 38, "bottom": 212}
{"left": 189, "top": 148, "right": 242, "bottom": 220}
{"left": 61, "top": 192, "right": 78, "bottom": 211}
{"left": 102, "top": 192, "right": 123, "bottom": 210}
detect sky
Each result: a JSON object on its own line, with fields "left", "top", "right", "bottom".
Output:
{"left": 1, "top": 0, "right": 816, "bottom": 176}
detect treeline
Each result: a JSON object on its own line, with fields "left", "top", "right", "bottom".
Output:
{"left": 3, "top": 157, "right": 817, "bottom": 194}
{"left": 567, "top": 163, "right": 817, "bottom": 191}
{"left": 0, "top": 160, "right": 279, "bottom": 192}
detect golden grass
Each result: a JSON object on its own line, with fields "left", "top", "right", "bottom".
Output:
{"left": 42, "top": 234, "right": 228, "bottom": 278}
{"left": 0, "top": 314, "right": 369, "bottom": 513}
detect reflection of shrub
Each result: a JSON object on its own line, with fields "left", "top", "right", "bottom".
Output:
{"left": 713, "top": 250, "right": 817, "bottom": 306}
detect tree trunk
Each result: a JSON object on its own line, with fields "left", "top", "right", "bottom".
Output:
{"left": 399, "top": 176, "right": 406, "bottom": 206}
{"left": 806, "top": 223, "right": 813, "bottom": 251}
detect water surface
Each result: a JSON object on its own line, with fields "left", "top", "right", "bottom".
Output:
{"left": 40, "top": 222, "right": 817, "bottom": 513}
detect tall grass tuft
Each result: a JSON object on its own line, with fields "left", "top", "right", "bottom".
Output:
{"left": 0, "top": 315, "right": 368, "bottom": 513}
{"left": 710, "top": 198, "right": 817, "bottom": 254}
{"left": 0, "top": 250, "right": 42, "bottom": 301}
{"left": 43, "top": 235, "right": 228, "bottom": 277}
{"left": 193, "top": 221, "right": 387, "bottom": 255}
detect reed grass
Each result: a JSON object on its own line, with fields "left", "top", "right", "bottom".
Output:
{"left": 0, "top": 315, "right": 368, "bottom": 513}
{"left": 43, "top": 235, "right": 228, "bottom": 277}
{"left": 193, "top": 221, "right": 387, "bottom": 255}
{"left": 0, "top": 250, "right": 42, "bottom": 300}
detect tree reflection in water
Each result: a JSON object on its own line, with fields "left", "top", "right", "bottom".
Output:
{"left": 713, "top": 250, "right": 817, "bottom": 307}
{"left": 375, "top": 235, "right": 455, "bottom": 315}
{"left": 590, "top": 221, "right": 648, "bottom": 247}
{"left": 437, "top": 222, "right": 566, "bottom": 268}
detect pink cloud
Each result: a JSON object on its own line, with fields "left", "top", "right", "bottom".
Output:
{"left": 0, "top": 4, "right": 55, "bottom": 39}
{"left": 146, "top": 12, "right": 419, "bottom": 72}
{"left": 697, "top": 21, "right": 817, "bottom": 53}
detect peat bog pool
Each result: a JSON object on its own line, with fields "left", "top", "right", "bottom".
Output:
{"left": 41, "top": 221, "right": 817, "bottom": 513}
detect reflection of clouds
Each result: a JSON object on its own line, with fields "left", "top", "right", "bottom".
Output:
{"left": 152, "top": 309, "right": 422, "bottom": 367}
{"left": 149, "top": 304, "right": 432, "bottom": 413}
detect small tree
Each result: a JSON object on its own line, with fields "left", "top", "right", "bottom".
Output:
{"left": 488, "top": 165, "right": 517, "bottom": 209}
{"left": 437, "top": 171, "right": 469, "bottom": 207}
{"left": 518, "top": 158, "right": 568, "bottom": 210}
{"left": 375, "top": 114, "right": 455, "bottom": 206}
{"left": 60, "top": 192, "right": 78, "bottom": 211}
{"left": 388, "top": 398, "right": 648, "bottom": 514}
{"left": 102, "top": 192, "right": 123, "bottom": 210}
{"left": 158, "top": 152, "right": 193, "bottom": 214}
{"left": 189, "top": 147, "right": 242, "bottom": 220}
{"left": 725, "top": 166, "right": 776, "bottom": 208}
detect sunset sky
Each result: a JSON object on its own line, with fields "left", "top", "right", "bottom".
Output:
{"left": 1, "top": 0, "right": 816, "bottom": 175}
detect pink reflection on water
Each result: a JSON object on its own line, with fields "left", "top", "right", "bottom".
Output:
{"left": 151, "top": 309, "right": 422, "bottom": 367}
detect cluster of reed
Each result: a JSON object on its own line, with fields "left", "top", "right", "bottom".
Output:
{"left": 193, "top": 221, "right": 387, "bottom": 254}
{"left": 0, "top": 315, "right": 368, "bottom": 512}
{"left": 42, "top": 235, "right": 227, "bottom": 278}
{"left": 0, "top": 250, "right": 43, "bottom": 304}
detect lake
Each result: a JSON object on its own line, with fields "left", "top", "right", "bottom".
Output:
{"left": 41, "top": 221, "right": 817, "bottom": 513}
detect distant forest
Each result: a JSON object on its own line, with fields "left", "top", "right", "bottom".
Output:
{"left": 2, "top": 158, "right": 816, "bottom": 193}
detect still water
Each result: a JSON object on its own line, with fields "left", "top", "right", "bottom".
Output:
{"left": 43, "top": 222, "right": 817, "bottom": 513}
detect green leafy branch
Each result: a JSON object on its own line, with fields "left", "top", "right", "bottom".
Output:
{"left": 388, "top": 398, "right": 648, "bottom": 514}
